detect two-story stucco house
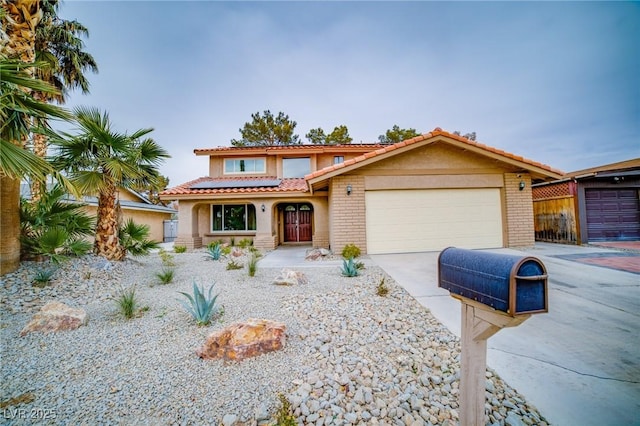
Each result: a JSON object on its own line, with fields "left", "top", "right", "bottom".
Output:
{"left": 160, "top": 128, "right": 563, "bottom": 254}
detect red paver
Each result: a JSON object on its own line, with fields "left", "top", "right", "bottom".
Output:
{"left": 576, "top": 256, "right": 640, "bottom": 274}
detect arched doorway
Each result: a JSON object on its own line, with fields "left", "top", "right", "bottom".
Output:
{"left": 283, "top": 203, "right": 313, "bottom": 242}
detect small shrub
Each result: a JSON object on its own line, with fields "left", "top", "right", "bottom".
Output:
{"left": 376, "top": 277, "right": 389, "bottom": 296}
{"left": 116, "top": 286, "right": 138, "bottom": 320}
{"left": 249, "top": 246, "right": 262, "bottom": 258}
{"left": 173, "top": 245, "right": 187, "bottom": 253}
{"left": 341, "top": 257, "right": 359, "bottom": 277}
{"left": 226, "top": 260, "right": 243, "bottom": 270}
{"left": 221, "top": 245, "right": 232, "bottom": 256}
{"left": 247, "top": 252, "right": 259, "bottom": 277}
{"left": 206, "top": 243, "right": 222, "bottom": 260}
{"left": 159, "top": 249, "right": 176, "bottom": 267}
{"left": 177, "top": 281, "right": 219, "bottom": 326}
{"left": 156, "top": 267, "right": 175, "bottom": 284}
{"left": 229, "top": 237, "right": 236, "bottom": 246}
{"left": 119, "top": 218, "right": 159, "bottom": 256}
{"left": 355, "top": 260, "right": 365, "bottom": 270}
{"left": 32, "top": 268, "right": 56, "bottom": 287}
{"left": 273, "top": 393, "right": 297, "bottom": 426}
{"left": 238, "top": 238, "right": 252, "bottom": 248}
{"left": 341, "top": 243, "right": 361, "bottom": 259}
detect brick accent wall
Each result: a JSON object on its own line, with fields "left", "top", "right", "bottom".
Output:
{"left": 329, "top": 175, "right": 367, "bottom": 254}
{"left": 504, "top": 173, "right": 535, "bottom": 247}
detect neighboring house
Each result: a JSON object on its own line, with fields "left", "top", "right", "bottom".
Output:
{"left": 532, "top": 158, "right": 640, "bottom": 244}
{"left": 160, "top": 128, "right": 563, "bottom": 254}
{"left": 22, "top": 185, "right": 177, "bottom": 243}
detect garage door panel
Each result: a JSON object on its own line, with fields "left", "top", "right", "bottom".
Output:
{"left": 585, "top": 188, "right": 640, "bottom": 241}
{"left": 366, "top": 188, "right": 503, "bottom": 254}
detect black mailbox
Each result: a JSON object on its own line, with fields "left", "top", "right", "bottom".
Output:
{"left": 438, "top": 247, "right": 548, "bottom": 316}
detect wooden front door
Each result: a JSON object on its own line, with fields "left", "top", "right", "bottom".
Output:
{"left": 284, "top": 204, "right": 313, "bottom": 242}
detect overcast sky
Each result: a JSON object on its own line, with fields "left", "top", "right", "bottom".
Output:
{"left": 56, "top": 1, "right": 640, "bottom": 187}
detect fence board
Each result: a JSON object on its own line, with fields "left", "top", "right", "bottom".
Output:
{"left": 533, "top": 196, "right": 577, "bottom": 244}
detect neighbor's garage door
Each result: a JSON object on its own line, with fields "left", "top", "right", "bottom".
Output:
{"left": 365, "top": 188, "right": 503, "bottom": 254}
{"left": 585, "top": 188, "right": 640, "bottom": 241}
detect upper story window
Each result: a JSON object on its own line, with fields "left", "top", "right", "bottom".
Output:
{"left": 283, "top": 157, "right": 311, "bottom": 178}
{"left": 334, "top": 156, "right": 344, "bottom": 165}
{"left": 224, "top": 158, "right": 266, "bottom": 174}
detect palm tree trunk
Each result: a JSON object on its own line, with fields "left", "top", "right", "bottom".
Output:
{"left": 0, "top": 175, "right": 21, "bottom": 274}
{"left": 0, "top": 0, "right": 42, "bottom": 275}
{"left": 94, "top": 183, "right": 126, "bottom": 261}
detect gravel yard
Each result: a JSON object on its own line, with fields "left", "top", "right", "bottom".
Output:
{"left": 0, "top": 249, "right": 549, "bottom": 425}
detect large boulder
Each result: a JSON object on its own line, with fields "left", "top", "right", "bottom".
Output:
{"left": 272, "top": 269, "right": 308, "bottom": 286}
{"left": 196, "top": 318, "right": 286, "bottom": 361}
{"left": 20, "top": 301, "right": 88, "bottom": 336}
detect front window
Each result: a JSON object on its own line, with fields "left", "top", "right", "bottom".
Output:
{"left": 283, "top": 157, "right": 311, "bottom": 178}
{"left": 224, "top": 158, "right": 265, "bottom": 174}
{"left": 211, "top": 204, "right": 256, "bottom": 231}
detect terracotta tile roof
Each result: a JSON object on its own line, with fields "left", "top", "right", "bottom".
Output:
{"left": 160, "top": 176, "right": 308, "bottom": 197}
{"left": 305, "top": 127, "right": 564, "bottom": 181}
{"left": 194, "top": 144, "right": 385, "bottom": 156}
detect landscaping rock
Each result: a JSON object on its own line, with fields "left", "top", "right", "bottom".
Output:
{"left": 272, "top": 269, "right": 308, "bottom": 286}
{"left": 20, "top": 301, "right": 88, "bottom": 336}
{"left": 196, "top": 318, "right": 286, "bottom": 361}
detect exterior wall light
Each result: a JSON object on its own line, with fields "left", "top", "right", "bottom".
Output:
{"left": 346, "top": 184, "right": 352, "bottom": 196}
{"left": 519, "top": 180, "right": 526, "bottom": 191}
{"left": 261, "top": 204, "right": 266, "bottom": 212}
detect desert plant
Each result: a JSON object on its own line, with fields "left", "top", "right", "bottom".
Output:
{"left": 20, "top": 184, "right": 95, "bottom": 263}
{"left": 32, "top": 268, "right": 56, "bottom": 287}
{"left": 247, "top": 252, "right": 259, "bottom": 277}
{"left": 159, "top": 249, "right": 176, "bottom": 267}
{"left": 249, "top": 246, "right": 262, "bottom": 258}
{"left": 341, "top": 257, "right": 359, "bottom": 277}
{"left": 156, "top": 267, "right": 175, "bottom": 284}
{"left": 229, "top": 236, "right": 236, "bottom": 246}
{"left": 273, "top": 393, "right": 297, "bottom": 426}
{"left": 226, "top": 260, "right": 243, "bottom": 270}
{"left": 238, "top": 238, "right": 252, "bottom": 248}
{"left": 355, "top": 260, "right": 365, "bottom": 270}
{"left": 119, "top": 218, "right": 160, "bottom": 256}
{"left": 206, "top": 243, "right": 222, "bottom": 261}
{"left": 221, "top": 245, "right": 232, "bottom": 256}
{"left": 173, "top": 245, "right": 187, "bottom": 253}
{"left": 116, "top": 286, "right": 138, "bottom": 320}
{"left": 341, "top": 243, "right": 361, "bottom": 260}
{"left": 177, "top": 281, "right": 219, "bottom": 326}
{"left": 376, "top": 277, "right": 389, "bottom": 296}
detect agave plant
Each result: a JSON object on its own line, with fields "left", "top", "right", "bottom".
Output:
{"left": 341, "top": 257, "right": 360, "bottom": 277}
{"left": 177, "top": 281, "right": 219, "bottom": 326}
{"left": 32, "top": 268, "right": 57, "bottom": 287}
{"left": 205, "top": 243, "right": 222, "bottom": 261}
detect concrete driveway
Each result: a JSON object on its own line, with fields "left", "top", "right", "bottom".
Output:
{"left": 371, "top": 243, "right": 640, "bottom": 426}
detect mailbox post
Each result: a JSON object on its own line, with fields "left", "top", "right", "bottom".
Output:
{"left": 438, "top": 247, "right": 548, "bottom": 426}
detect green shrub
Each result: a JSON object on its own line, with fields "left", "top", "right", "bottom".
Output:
{"left": 273, "top": 393, "right": 297, "bottom": 426}
{"left": 177, "top": 281, "right": 219, "bottom": 326}
{"left": 156, "top": 267, "right": 175, "bottom": 284}
{"left": 206, "top": 243, "right": 222, "bottom": 260}
{"left": 238, "top": 238, "right": 252, "bottom": 248}
{"left": 208, "top": 240, "right": 224, "bottom": 248}
{"left": 249, "top": 246, "right": 262, "bottom": 257}
{"left": 119, "top": 218, "right": 160, "bottom": 256}
{"left": 355, "top": 260, "right": 365, "bottom": 270}
{"left": 221, "top": 245, "right": 232, "bottom": 256}
{"left": 226, "top": 260, "right": 243, "bottom": 270}
{"left": 247, "top": 252, "right": 259, "bottom": 277}
{"left": 159, "top": 249, "right": 176, "bottom": 267}
{"left": 229, "top": 237, "right": 236, "bottom": 246}
{"left": 116, "top": 286, "right": 138, "bottom": 320}
{"left": 376, "top": 277, "right": 389, "bottom": 296}
{"left": 20, "top": 184, "right": 95, "bottom": 263}
{"left": 341, "top": 243, "right": 361, "bottom": 260}
{"left": 32, "top": 268, "right": 56, "bottom": 287}
{"left": 173, "top": 245, "right": 187, "bottom": 253}
{"left": 341, "top": 257, "right": 359, "bottom": 277}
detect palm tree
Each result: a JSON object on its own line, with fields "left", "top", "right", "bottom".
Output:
{"left": 1, "top": 0, "right": 71, "bottom": 275}
{"left": 30, "top": 0, "right": 98, "bottom": 201}
{"left": 51, "top": 106, "right": 170, "bottom": 260}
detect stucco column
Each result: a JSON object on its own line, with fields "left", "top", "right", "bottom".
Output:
{"left": 311, "top": 198, "right": 329, "bottom": 249}
{"left": 174, "top": 201, "right": 203, "bottom": 249}
{"left": 254, "top": 200, "right": 277, "bottom": 249}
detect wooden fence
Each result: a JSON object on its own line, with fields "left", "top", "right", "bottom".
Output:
{"left": 533, "top": 196, "right": 577, "bottom": 244}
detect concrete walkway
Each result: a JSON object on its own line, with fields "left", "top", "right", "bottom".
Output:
{"left": 371, "top": 243, "right": 640, "bottom": 426}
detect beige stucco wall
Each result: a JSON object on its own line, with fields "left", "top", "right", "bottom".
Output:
{"left": 82, "top": 205, "right": 172, "bottom": 243}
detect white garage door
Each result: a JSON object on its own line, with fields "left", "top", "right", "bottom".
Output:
{"left": 365, "top": 188, "right": 503, "bottom": 254}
